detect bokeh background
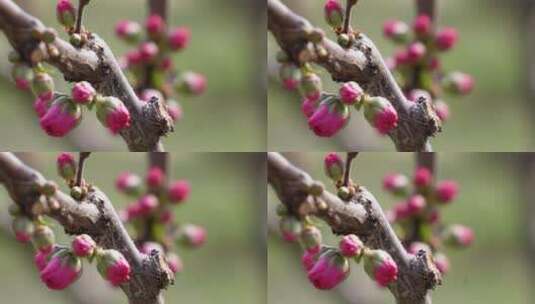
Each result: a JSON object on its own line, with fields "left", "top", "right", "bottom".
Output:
{"left": 268, "top": 152, "right": 532, "bottom": 304}
{"left": 0, "top": 152, "right": 266, "bottom": 304}
{"left": 0, "top": 0, "right": 266, "bottom": 151}
{"left": 268, "top": 0, "right": 530, "bottom": 151}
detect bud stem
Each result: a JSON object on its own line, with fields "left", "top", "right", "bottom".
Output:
{"left": 74, "top": 0, "right": 91, "bottom": 34}
{"left": 343, "top": 152, "right": 358, "bottom": 187}
{"left": 75, "top": 152, "right": 91, "bottom": 187}
{"left": 342, "top": 0, "right": 359, "bottom": 34}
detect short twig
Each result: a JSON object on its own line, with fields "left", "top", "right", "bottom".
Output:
{"left": 343, "top": 152, "right": 359, "bottom": 187}
{"left": 342, "top": 0, "right": 359, "bottom": 34}
{"left": 76, "top": 152, "right": 91, "bottom": 187}
{"left": 75, "top": 0, "right": 90, "bottom": 34}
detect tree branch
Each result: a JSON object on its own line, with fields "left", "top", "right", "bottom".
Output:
{"left": 268, "top": 0, "right": 440, "bottom": 152}
{"left": 416, "top": 0, "right": 436, "bottom": 21}
{"left": 0, "top": 0, "right": 173, "bottom": 151}
{"left": 267, "top": 152, "right": 440, "bottom": 304}
{"left": 0, "top": 153, "right": 173, "bottom": 304}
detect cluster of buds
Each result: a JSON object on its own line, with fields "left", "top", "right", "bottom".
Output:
{"left": 275, "top": 152, "right": 400, "bottom": 290}
{"left": 115, "top": 13, "right": 206, "bottom": 124}
{"left": 383, "top": 166, "right": 474, "bottom": 275}
{"left": 8, "top": 153, "right": 131, "bottom": 290}
{"left": 9, "top": 0, "right": 132, "bottom": 138}
{"left": 116, "top": 166, "right": 206, "bottom": 275}
{"left": 277, "top": 205, "right": 398, "bottom": 289}
{"left": 276, "top": 1, "right": 400, "bottom": 138}
{"left": 382, "top": 14, "right": 474, "bottom": 123}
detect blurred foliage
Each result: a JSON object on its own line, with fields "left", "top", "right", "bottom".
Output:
{"left": 268, "top": 153, "right": 530, "bottom": 304}
{"left": 0, "top": 0, "right": 265, "bottom": 151}
{"left": 268, "top": 0, "right": 528, "bottom": 151}
{"left": 0, "top": 152, "right": 265, "bottom": 303}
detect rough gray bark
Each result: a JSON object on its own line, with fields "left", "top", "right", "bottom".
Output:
{"left": 0, "top": 153, "right": 173, "bottom": 304}
{"left": 0, "top": 0, "right": 173, "bottom": 151}
{"left": 268, "top": 0, "right": 440, "bottom": 152}
{"left": 267, "top": 152, "right": 441, "bottom": 304}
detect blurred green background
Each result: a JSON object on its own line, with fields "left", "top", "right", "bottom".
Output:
{"left": 0, "top": 0, "right": 265, "bottom": 151}
{"left": 0, "top": 152, "right": 265, "bottom": 304}
{"left": 268, "top": 1, "right": 528, "bottom": 151}
{"left": 268, "top": 153, "right": 531, "bottom": 304}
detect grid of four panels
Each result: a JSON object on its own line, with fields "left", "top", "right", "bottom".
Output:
{"left": 0, "top": 0, "right": 532, "bottom": 303}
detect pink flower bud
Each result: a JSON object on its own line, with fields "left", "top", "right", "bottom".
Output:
{"left": 31, "top": 72, "right": 55, "bottom": 99}
{"left": 71, "top": 81, "right": 96, "bottom": 104}
{"left": 444, "top": 72, "right": 474, "bottom": 95}
{"left": 146, "top": 167, "right": 165, "bottom": 188}
{"left": 138, "top": 194, "right": 159, "bottom": 215}
{"left": 339, "top": 81, "right": 363, "bottom": 105}
{"left": 383, "top": 173, "right": 408, "bottom": 194}
{"left": 34, "top": 94, "right": 53, "bottom": 118}
{"left": 307, "top": 249, "right": 349, "bottom": 290}
{"left": 279, "top": 216, "right": 302, "bottom": 242}
{"left": 35, "top": 246, "right": 54, "bottom": 271}
{"left": 300, "top": 226, "right": 322, "bottom": 252}
{"left": 414, "top": 167, "right": 432, "bottom": 187}
{"left": 428, "top": 57, "right": 441, "bottom": 70}
{"left": 56, "top": 0, "right": 76, "bottom": 28}
{"left": 300, "top": 73, "right": 322, "bottom": 101}
{"left": 167, "top": 99, "right": 183, "bottom": 122}
{"left": 181, "top": 224, "right": 207, "bottom": 248}
{"left": 394, "top": 49, "right": 410, "bottom": 66}
{"left": 96, "top": 249, "right": 131, "bottom": 286}
{"left": 279, "top": 63, "right": 301, "bottom": 91}
{"left": 140, "top": 242, "right": 164, "bottom": 255}
{"left": 159, "top": 57, "right": 174, "bottom": 71}
{"left": 115, "top": 20, "right": 141, "bottom": 43}
{"left": 413, "top": 14, "right": 431, "bottom": 36}
{"left": 126, "top": 50, "right": 143, "bottom": 66}
{"left": 383, "top": 20, "right": 409, "bottom": 42}
{"left": 168, "top": 180, "right": 190, "bottom": 204}
{"left": 11, "top": 63, "right": 33, "bottom": 91}
{"left": 363, "top": 96, "right": 398, "bottom": 135}
{"left": 40, "top": 249, "right": 82, "bottom": 290}
{"left": 407, "top": 89, "right": 432, "bottom": 103}
{"left": 408, "top": 242, "right": 431, "bottom": 255}
{"left": 72, "top": 234, "right": 96, "bottom": 257}
{"left": 12, "top": 216, "right": 34, "bottom": 243}
{"left": 168, "top": 27, "right": 191, "bottom": 51}
{"left": 166, "top": 253, "right": 183, "bottom": 274}
{"left": 434, "top": 100, "right": 450, "bottom": 122}
{"left": 301, "top": 97, "right": 319, "bottom": 118}
{"left": 433, "top": 253, "right": 450, "bottom": 274}
{"left": 363, "top": 249, "right": 398, "bottom": 287}
{"left": 435, "top": 180, "right": 458, "bottom": 203}
{"left": 407, "top": 42, "right": 426, "bottom": 63}
{"left": 445, "top": 225, "right": 474, "bottom": 248}
{"left": 302, "top": 249, "right": 319, "bottom": 271}
{"left": 40, "top": 97, "right": 82, "bottom": 137}
{"left": 159, "top": 209, "right": 174, "bottom": 224}
{"left": 308, "top": 97, "right": 350, "bottom": 137}
{"left": 32, "top": 225, "right": 55, "bottom": 253}
{"left": 124, "top": 202, "right": 142, "bottom": 220}
{"left": 175, "top": 71, "right": 207, "bottom": 95}
{"left": 145, "top": 14, "right": 166, "bottom": 37}
{"left": 139, "top": 41, "right": 159, "bottom": 62}
{"left": 339, "top": 234, "right": 363, "bottom": 257}
{"left": 435, "top": 27, "right": 458, "bottom": 51}
{"left": 139, "top": 89, "right": 164, "bottom": 103}
{"left": 57, "top": 152, "right": 76, "bottom": 181}
{"left": 324, "top": 152, "right": 344, "bottom": 181}
{"left": 115, "top": 172, "right": 142, "bottom": 196}
{"left": 392, "top": 202, "right": 410, "bottom": 221}
{"left": 324, "top": 0, "right": 344, "bottom": 29}
{"left": 407, "top": 194, "right": 426, "bottom": 215}
{"left": 95, "top": 96, "right": 131, "bottom": 134}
